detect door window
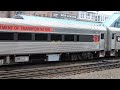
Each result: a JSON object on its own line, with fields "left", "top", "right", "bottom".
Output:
{"left": 101, "top": 33, "right": 104, "bottom": 39}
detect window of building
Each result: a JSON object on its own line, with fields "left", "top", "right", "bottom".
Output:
{"left": 87, "top": 13, "right": 90, "bottom": 16}
{"left": 98, "top": 16, "right": 100, "bottom": 21}
{"left": 104, "top": 17, "right": 106, "bottom": 21}
{"left": 83, "top": 13, "right": 84, "bottom": 18}
{"left": 105, "top": 17, "right": 107, "bottom": 20}
{"left": 15, "top": 11, "right": 23, "bottom": 15}
{"left": 0, "top": 32, "right": 14, "bottom": 40}
{"left": 35, "top": 33, "right": 48, "bottom": 41}
{"left": 95, "top": 16, "right": 97, "bottom": 21}
{"left": 101, "top": 16, "right": 102, "bottom": 21}
{"left": 64, "top": 35, "right": 74, "bottom": 41}
{"left": 43, "top": 14, "right": 46, "bottom": 17}
{"left": 81, "top": 13, "right": 83, "bottom": 18}
{"left": 88, "top": 16, "right": 90, "bottom": 19}
{"left": 17, "top": 33, "right": 32, "bottom": 40}
{"left": 51, "top": 34, "right": 62, "bottom": 41}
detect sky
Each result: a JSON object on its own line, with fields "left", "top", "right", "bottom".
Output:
{"left": 89, "top": 11, "right": 118, "bottom": 15}
{"left": 98, "top": 11, "right": 117, "bottom": 15}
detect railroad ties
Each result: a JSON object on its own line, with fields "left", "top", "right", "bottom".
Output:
{"left": 0, "top": 58, "right": 120, "bottom": 79}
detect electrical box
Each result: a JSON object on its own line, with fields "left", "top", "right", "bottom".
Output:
{"left": 15, "top": 56, "right": 29, "bottom": 62}
{"left": 47, "top": 54, "right": 60, "bottom": 61}
{"left": 0, "top": 59, "right": 4, "bottom": 65}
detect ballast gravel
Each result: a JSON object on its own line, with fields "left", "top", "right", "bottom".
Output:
{"left": 50, "top": 68, "right": 120, "bottom": 79}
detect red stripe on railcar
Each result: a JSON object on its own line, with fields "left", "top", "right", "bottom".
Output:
{"left": 0, "top": 24, "right": 52, "bottom": 32}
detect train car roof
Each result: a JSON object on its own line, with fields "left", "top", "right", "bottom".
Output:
{"left": 107, "top": 26, "right": 120, "bottom": 32}
{"left": 13, "top": 15, "right": 101, "bottom": 26}
{"left": 0, "top": 17, "right": 106, "bottom": 31}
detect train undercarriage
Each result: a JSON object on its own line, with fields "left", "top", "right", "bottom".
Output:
{"left": 0, "top": 51, "right": 107, "bottom": 66}
{"left": 1, "top": 50, "right": 120, "bottom": 66}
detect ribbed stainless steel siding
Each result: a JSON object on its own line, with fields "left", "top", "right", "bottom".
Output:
{"left": 116, "top": 42, "right": 120, "bottom": 49}
{"left": 0, "top": 42, "right": 100, "bottom": 55}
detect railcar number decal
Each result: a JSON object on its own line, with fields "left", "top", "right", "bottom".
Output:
{"left": 93, "top": 35, "right": 99, "bottom": 42}
{"left": 0, "top": 24, "right": 52, "bottom": 32}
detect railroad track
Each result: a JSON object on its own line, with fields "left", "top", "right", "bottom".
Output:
{"left": 0, "top": 58, "right": 120, "bottom": 79}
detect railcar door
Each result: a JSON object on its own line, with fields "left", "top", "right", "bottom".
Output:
{"left": 111, "top": 33, "right": 116, "bottom": 50}
{"left": 100, "top": 33, "right": 105, "bottom": 50}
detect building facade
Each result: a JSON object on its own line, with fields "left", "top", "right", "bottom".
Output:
{"left": 0, "top": 11, "right": 15, "bottom": 18}
{"left": 78, "top": 11, "right": 96, "bottom": 22}
{"left": 78, "top": 11, "right": 109, "bottom": 23}
{"left": 20, "top": 11, "right": 53, "bottom": 17}
{"left": 0, "top": 11, "right": 53, "bottom": 18}
{"left": 0, "top": 11, "right": 109, "bottom": 23}
{"left": 0, "top": 11, "right": 78, "bottom": 19}
{"left": 95, "top": 13, "right": 109, "bottom": 23}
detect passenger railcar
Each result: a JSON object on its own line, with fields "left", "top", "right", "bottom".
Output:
{"left": 0, "top": 18, "right": 109, "bottom": 65}
{"left": 106, "top": 27, "right": 120, "bottom": 56}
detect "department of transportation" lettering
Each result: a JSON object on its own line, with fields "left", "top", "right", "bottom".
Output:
{"left": 0, "top": 24, "right": 52, "bottom": 32}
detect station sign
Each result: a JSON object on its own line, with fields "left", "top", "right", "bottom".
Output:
{"left": 52, "top": 12, "right": 77, "bottom": 19}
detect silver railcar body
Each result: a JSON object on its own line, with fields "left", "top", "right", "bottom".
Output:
{"left": 0, "top": 18, "right": 107, "bottom": 55}
{"left": 107, "top": 27, "right": 120, "bottom": 52}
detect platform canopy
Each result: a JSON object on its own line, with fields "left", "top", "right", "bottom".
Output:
{"left": 101, "top": 12, "right": 120, "bottom": 28}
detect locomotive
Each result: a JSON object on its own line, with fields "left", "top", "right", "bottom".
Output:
{"left": 0, "top": 17, "right": 120, "bottom": 65}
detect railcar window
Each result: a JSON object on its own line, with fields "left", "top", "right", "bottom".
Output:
{"left": 35, "top": 33, "right": 48, "bottom": 41}
{"left": 77, "top": 35, "right": 79, "bottom": 41}
{"left": 112, "top": 34, "right": 114, "bottom": 39}
{"left": 64, "top": 35, "right": 74, "bottom": 41}
{"left": 117, "top": 36, "right": 120, "bottom": 42}
{"left": 79, "top": 35, "right": 93, "bottom": 42}
{"left": 101, "top": 34, "right": 104, "bottom": 39}
{"left": 0, "top": 32, "right": 14, "bottom": 40}
{"left": 18, "top": 33, "right": 32, "bottom": 40}
{"left": 51, "top": 34, "right": 62, "bottom": 41}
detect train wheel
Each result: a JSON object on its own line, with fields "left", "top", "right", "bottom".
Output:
{"left": 88, "top": 53, "right": 93, "bottom": 60}
{"left": 77, "top": 54, "right": 82, "bottom": 60}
